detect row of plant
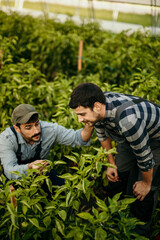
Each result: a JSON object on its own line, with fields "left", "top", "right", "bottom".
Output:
{"left": 0, "top": 10, "right": 160, "bottom": 239}
{"left": 0, "top": 147, "right": 150, "bottom": 240}
{"left": 1, "top": 33, "right": 160, "bottom": 129}
{"left": 0, "top": 10, "right": 160, "bottom": 85}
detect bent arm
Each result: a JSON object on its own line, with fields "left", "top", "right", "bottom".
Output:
{"left": 119, "top": 114, "right": 154, "bottom": 199}
{"left": 80, "top": 123, "right": 94, "bottom": 142}
{"left": 0, "top": 142, "right": 28, "bottom": 180}
{"left": 101, "top": 138, "right": 115, "bottom": 165}
{"left": 101, "top": 138, "right": 118, "bottom": 182}
{"left": 133, "top": 169, "right": 153, "bottom": 201}
{"left": 142, "top": 168, "right": 153, "bottom": 186}
{"left": 53, "top": 123, "right": 92, "bottom": 147}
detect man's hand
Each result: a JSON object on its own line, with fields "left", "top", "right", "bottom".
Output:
{"left": 133, "top": 168, "right": 153, "bottom": 201}
{"left": 29, "top": 160, "right": 49, "bottom": 173}
{"left": 133, "top": 181, "right": 151, "bottom": 201}
{"left": 106, "top": 167, "right": 119, "bottom": 182}
{"left": 81, "top": 123, "right": 94, "bottom": 142}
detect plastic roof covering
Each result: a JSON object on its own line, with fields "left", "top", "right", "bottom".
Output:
{"left": 101, "top": 0, "right": 160, "bottom": 7}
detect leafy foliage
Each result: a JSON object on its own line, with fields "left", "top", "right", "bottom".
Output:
{"left": 0, "top": 10, "right": 159, "bottom": 239}
{"left": 0, "top": 11, "right": 160, "bottom": 84}
{"left": 0, "top": 149, "right": 148, "bottom": 240}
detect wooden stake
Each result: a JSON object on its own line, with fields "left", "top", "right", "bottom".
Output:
{"left": 78, "top": 40, "right": 83, "bottom": 71}
{"left": 9, "top": 185, "right": 17, "bottom": 207}
{"left": 0, "top": 50, "right": 3, "bottom": 69}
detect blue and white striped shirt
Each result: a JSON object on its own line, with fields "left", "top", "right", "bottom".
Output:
{"left": 95, "top": 92, "right": 160, "bottom": 171}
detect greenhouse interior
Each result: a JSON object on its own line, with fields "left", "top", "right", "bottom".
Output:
{"left": 0, "top": 1, "right": 160, "bottom": 240}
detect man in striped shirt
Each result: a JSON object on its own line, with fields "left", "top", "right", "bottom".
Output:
{"left": 69, "top": 82, "right": 160, "bottom": 236}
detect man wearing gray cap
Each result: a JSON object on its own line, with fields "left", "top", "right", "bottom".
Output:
{"left": 0, "top": 104, "right": 93, "bottom": 182}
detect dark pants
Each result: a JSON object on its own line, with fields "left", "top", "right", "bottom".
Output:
{"left": 42, "top": 169, "right": 65, "bottom": 198}
{"left": 106, "top": 140, "right": 160, "bottom": 235}
{"left": 49, "top": 169, "right": 65, "bottom": 186}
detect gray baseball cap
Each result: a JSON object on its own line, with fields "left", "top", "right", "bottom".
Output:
{"left": 11, "top": 104, "right": 39, "bottom": 125}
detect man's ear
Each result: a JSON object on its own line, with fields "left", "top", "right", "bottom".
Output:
{"left": 13, "top": 125, "right": 21, "bottom": 133}
{"left": 93, "top": 102, "right": 102, "bottom": 113}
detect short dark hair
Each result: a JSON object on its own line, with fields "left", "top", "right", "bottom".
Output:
{"left": 69, "top": 83, "right": 106, "bottom": 109}
{"left": 16, "top": 113, "right": 39, "bottom": 128}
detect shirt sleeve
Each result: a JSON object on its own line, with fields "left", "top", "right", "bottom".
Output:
{"left": 119, "top": 113, "right": 155, "bottom": 171}
{"left": 52, "top": 123, "right": 90, "bottom": 147}
{"left": 95, "top": 123, "right": 109, "bottom": 142}
{"left": 0, "top": 136, "right": 28, "bottom": 180}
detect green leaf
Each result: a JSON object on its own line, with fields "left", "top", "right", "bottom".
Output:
{"left": 43, "top": 216, "right": 51, "bottom": 228}
{"left": 34, "top": 175, "right": 48, "bottom": 183}
{"left": 102, "top": 163, "right": 117, "bottom": 168}
{"left": 5, "top": 185, "right": 10, "bottom": 197}
{"left": 7, "top": 203, "right": 16, "bottom": 216}
{"left": 66, "top": 227, "right": 85, "bottom": 239}
{"left": 28, "top": 218, "right": 46, "bottom": 232}
{"left": 120, "top": 197, "right": 136, "bottom": 206}
{"left": 95, "top": 227, "right": 107, "bottom": 240}
{"left": 75, "top": 182, "right": 83, "bottom": 191}
{"left": 29, "top": 198, "right": 42, "bottom": 206}
{"left": 66, "top": 191, "right": 71, "bottom": 206}
{"left": 45, "top": 202, "right": 56, "bottom": 210}
{"left": 11, "top": 214, "right": 16, "bottom": 227}
{"left": 0, "top": 218, "right": 10, "bottom": 228}
{"left": 60, "top": 173, "right": 78, "bottom": 181}
{"left": 34, "top": 203, "right": 43, "bottom": 213}
{"left": 52, "top": 228, "right": 61, "bottom": 240}
{"left": 9, "top": 171, "right": 22, "bottom": 177}
{"left": 45, "top": 178, "right": 53, "bottom": 193}
{"left": 74, "top": 231, "right": 84, "bottom": 240}
{"left": 79, "top": 157, "right": 85, "bottom": 170}
{"left": 53, "top": 186, "right": 67, "bottom": 199}
{"left": 112, "top": 192, "right": 122, "bottom": 202}
{"left": 29, "top": 218, "right": 40, "bottom": 228}
{"left": 65, "top": 155, "right": 77, "bottom": 163}
{"left": 21, "top": 200, "right": 31, "bottom": 209}
{"left": 22, "top": 205, "right": 28, "bottom": 215}
{"left": 96, "top": 162, "right": 102, "bottom": 174}
{"left": 73, "top": 200, "right": 80, "bottom": 211}
{"left": 108, "top": 227, "right": 120, "bottom": 235}
{"left": 83, "top": 165, "right": 93, "bottom": 174}
{"left": 55, "top": 219, "right": 65, "bottom": 236}
{"left": 82, "top": 178, "right": 90, "bottom": 194}
{"left": 96, "top": 198, "right": 108, "bottom": 211}
{"left": 58, "top": 210, "right": 67, "bottom": 221}
{"left": 53, "top": 160, "right": 67, "bottom": 165}
{"left": 99, "top": 211, "right": 110, "bottom": 222}
{"left": 77, "top": 212, "right": 94, "bottom": 223}
{"left": 92, "top": 207, "right": 99, "bottom": 218}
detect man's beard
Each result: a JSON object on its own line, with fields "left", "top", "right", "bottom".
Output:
{"left": 31, "top": 132, "right": 41, "bottom": 141}
{"left": 86, "top": 114, "right": 102, "bottom": 126}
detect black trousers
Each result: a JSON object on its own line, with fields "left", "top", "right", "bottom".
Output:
{"left": 42, "top": 169, "right": 65, "bottom": 198}
{"left": 106, "top": 140, "right": 160, "bottom": 233}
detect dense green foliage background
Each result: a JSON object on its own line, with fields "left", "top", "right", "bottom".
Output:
{"left": 0, "top": 10, "right": 160, "bottom": 240}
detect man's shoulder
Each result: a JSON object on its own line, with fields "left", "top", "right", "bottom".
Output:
{"left": 40, "top": 121, "right": 61, "bottom": 141}
{"left": 40, "top": 120, "right": 56, "bottom": 128}
{"left": 40, "top": 121, "right": 59, "bottom": 133}
{"left": 95, "top": 121, "right": 105, "bottom": 128}
{"left": 0, "top": 126, "right": 12, "bottom": 137}
{"left": 0, "top": 127, "right": 16, "bottom": 144}
{"left": 104, "top": 91, "right": 122, "bottom": 97}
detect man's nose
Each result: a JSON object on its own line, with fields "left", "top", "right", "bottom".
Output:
{"left": 33, "top": 126, "right": 39, "bottom": 133}
{"left": 78, "top": 115, "right": 84, "bottom": 123}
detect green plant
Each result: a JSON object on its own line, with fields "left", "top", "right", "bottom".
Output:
{"left": 0, "top": 148, "right": 148, "bottom": 240}
{"left": 0, "top": 10, "right": 160, "bottom": 239}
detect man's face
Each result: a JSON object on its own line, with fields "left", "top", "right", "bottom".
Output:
{"left": 73, "top": 105, "right": 102, "bottom": 125}
{"left": 16, "top": 119, "right": 41, "bottom": 144}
